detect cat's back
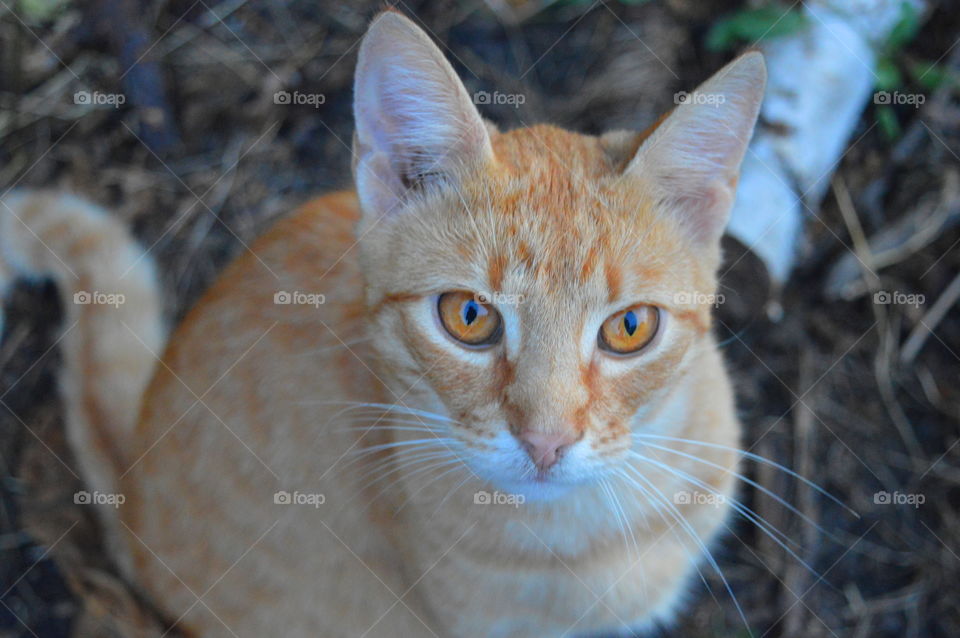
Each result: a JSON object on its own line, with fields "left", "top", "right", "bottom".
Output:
{"left": 144, "top": 189, "right": 364, "bottom": 393}
{"left": 133, "top": 188, "right": 371, "bottom": 465}
{"left": 117, "top": 191, "right": 393, "bottom": 634}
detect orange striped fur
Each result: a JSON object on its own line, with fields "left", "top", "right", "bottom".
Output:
{"left": 0, "top": 10, "right": 766, "bottom": 638}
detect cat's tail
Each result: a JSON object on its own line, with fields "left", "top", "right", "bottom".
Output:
{"left": 0, "top": 190, "right": 165, "bottom": 514}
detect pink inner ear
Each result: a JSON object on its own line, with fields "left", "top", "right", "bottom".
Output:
{"left": 355, "top": 151, "right": 407, "bottom": 221}
{"left": 624, "top": 55, "right": 765, "bottom": 247}
{"left": 672, "top": 179, "right": 735, "bottom": 245}
{"left": 352, "top": 12, "right": 493, "bottom": 218}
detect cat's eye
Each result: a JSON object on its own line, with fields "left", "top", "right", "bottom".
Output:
{"left": 437, "top": 291, "right": 503, "bottom": 347}
{"left": 598, "top": 304, "right": 660, "bottom": 355}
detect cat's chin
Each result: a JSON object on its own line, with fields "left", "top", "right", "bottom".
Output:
{"left": 487, "top": 477, "right": 578, "bottom": 503}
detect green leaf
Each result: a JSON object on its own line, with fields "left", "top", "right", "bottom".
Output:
{"left": 706, "top": 6, "right": 806, "bottom": 52}
{"left": 876, "top": 105, "right": 901, "bottom": 141}
{"left": 875, "top": 57, "right": 903, "bottom": 91}
{"left": 17, "top": 0, "right": 68, "bottom": 22}
{"left": 886, "top": 2, "right": 921, "bottom": 53}
{"left": 909, "top": 60, "right": 953, "bottom": 91}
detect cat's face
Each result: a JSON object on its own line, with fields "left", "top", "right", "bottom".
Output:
{"left": 359, "top": 128, "right": 717, "bottom": 499}
{"left": 352, "top": 12, "right": 764, "bottom": 500}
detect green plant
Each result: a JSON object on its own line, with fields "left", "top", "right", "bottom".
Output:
{"left": 706, "top": 4, "right": 806, "bottom": 52}
{"left": 874, "top": 2, "right": 957, "bottom": 140}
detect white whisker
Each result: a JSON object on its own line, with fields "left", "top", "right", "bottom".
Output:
{"left": 613, "top": 467, "right": 719, "bottom": 613}
{"left": 298, "top": 400, "right": 459, "bottom": 424}
{"left": 634, "top": 434, "right": 856, "bottom": 516}
{"left": 631, "top": 453, "right": 823, "bottom": 580}
{"left": 600, "top": 478, "right": 639, "bottom": 559}
{"left": 629, "top": 444, "right": 836, "bottom": 538}
{"left": 406, "top": 463, "right": 472, "bottom": 516}
{"left": 366, "top": 458, "right": 466, "bottom": 509}
{"left": 619, "top": 464, "right": 752, "bottom": 634}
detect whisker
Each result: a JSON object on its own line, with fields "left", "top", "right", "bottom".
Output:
{"left": 403, "top": 463, "right": 472, "bottom": 516}
{"left": 337, "top": 426, "right": 439, "bottom": 436}
{"left": 631, "top": 452, "right": 797, "bottom": 548}
{"left": 353, "top": 449, "right": 458, "bottom": 488}
{"left": 365, "top": 457, "right": 465, "bottom": 509}
{"left": 336, "top": 410, "right": 448, "bottom": 427}
{"left": 297, "top": 400, "right": 459, "bottom": 424}
{"left": 339, "top": 438, "right": 458, "bottom": 472}
{"left": 600, "top": 478, "right": 639, "bottom": 559}
{"left": 619, "top": 464, "right": 752, "bottom": 635}
{"left": 335, "top": 452, "right": 462, "bottom": 515}
{"left": 612, "top": 467, "right": 721, "bottom": 615}
{"left": 332, "top": 417, "right": 440, "bottom": 435}
{"left": 425, "top": 470, "right": 474, "bottom": 521}
{"left": 364, "top": 453, "right": 461, "bottom": 494}
{"left": 634, "top": 434, "right": 856, "bottom": 517}
{"left": 347, "top": 438, "right": 458, "bottom": 457}
{"left": 631, "top": 453, "right": 824, "bottom": 580}
{"left": 629, "top": 445, "right": 838, "bottom": 539}
{"left": 609, "top": 470, "right": 652, "bottom": 533}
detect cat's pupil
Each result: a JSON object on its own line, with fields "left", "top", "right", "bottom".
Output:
{"left": 463, "top": 301, "right": 479, "bottom": 325}
{"left": 623, "top": 311, "right": 637, "bottom": 336}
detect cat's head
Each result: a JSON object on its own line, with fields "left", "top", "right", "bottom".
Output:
{"left": 351, "top": 11, "right": 764, "bottom": 500}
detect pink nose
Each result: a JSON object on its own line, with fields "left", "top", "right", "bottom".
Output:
{"left": 519, "top": 431, "right": 577, "bottom": 471}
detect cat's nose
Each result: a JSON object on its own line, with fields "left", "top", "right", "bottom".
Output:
{"left": 519, "top": 431, "right": 577, "bottom": 471}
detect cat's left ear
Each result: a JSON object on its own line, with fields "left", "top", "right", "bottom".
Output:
{"left": 352, "top": 11, "right": 494, "bottom": 220}
{"left": 625, "top": 52, "right": 766, "bottom": 245}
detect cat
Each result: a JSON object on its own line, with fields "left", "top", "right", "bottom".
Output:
{"left": 0, "top": 9, "right": 766, "bottom": 638}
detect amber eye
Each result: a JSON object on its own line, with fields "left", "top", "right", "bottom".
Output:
{"left": 599, "top": 305, "right": 659, "bottom": 355}
{"left": 437, "top": 292, "right": 502, "bottom": 347}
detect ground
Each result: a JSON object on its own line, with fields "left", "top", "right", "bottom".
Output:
{"left": 1, "top": 1, "right": 959, "bottom": 636}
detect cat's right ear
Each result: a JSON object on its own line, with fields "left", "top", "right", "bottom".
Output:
{"left": 352, "top": 11, "right": 494, "bottom": 220}
{"left": 624, "top": 52, "right": 766, "bottom": 247}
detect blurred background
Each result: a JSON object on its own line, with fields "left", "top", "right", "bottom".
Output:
{"left": 0, "top": 0, "right": 958, "bottom": 636}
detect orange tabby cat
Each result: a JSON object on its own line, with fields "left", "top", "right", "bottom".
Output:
{"left": 0, "top": 10, "right": 766, "bottom": 638}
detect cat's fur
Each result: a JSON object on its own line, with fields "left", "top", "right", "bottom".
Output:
{"left": 0, "top": 11, "right": 765, "bottom": 638}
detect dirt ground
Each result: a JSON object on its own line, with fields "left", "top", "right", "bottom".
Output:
{"left": 1, "top": 1, "right": 959, "bottom": 637}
